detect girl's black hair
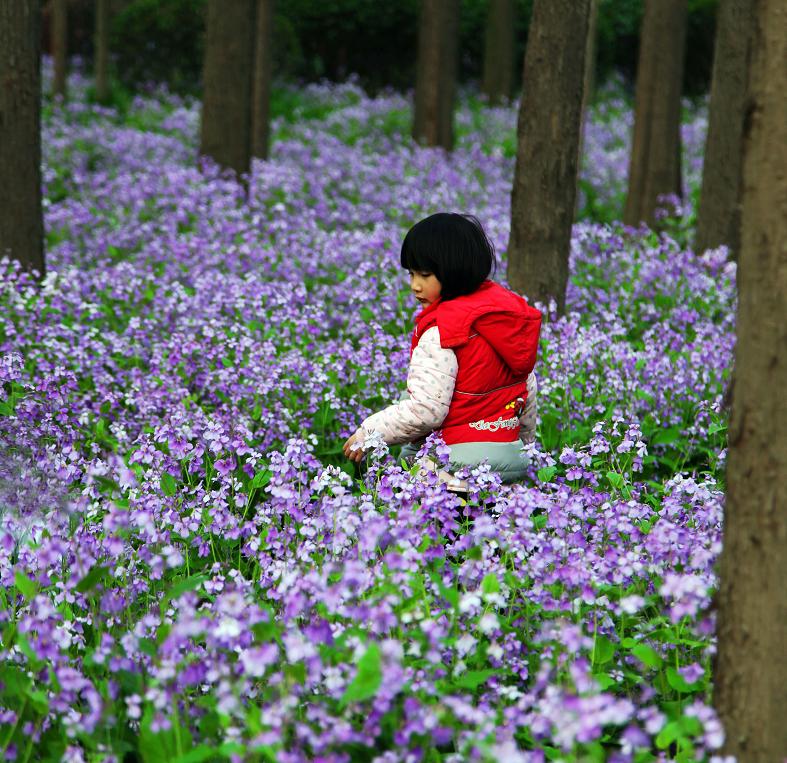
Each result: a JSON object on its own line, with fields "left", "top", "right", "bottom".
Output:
{"left": 400, "top": 213, "right": 496, "bottom": 300}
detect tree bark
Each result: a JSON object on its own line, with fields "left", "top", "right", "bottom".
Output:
{"left": 695, "top": 0, "right": 754, "bottom": 257}
{"left": 0, "top": 0, "right": 44, "bottom": 279}
{"left": 481, "top": 0, "right": 515, "bottom": 105}
{"left": 200, "top": 0, "right": 256, "bottom": 178}
{"left": 576, "top": 0, "right": 599, "bottom": 216}
{"left": 251, "top": 0, "right": 274, "bottom": 160}
{"left": 623, "top": 0, "right": 688, "bottom": 227}
{"left": 507, "top": 0, "right": 590, "bottom": 315}
{"left": 413, "top": 0, "right": 459, "bottom": 151}
{"left": 52, "top": 0, "right": 67, "bottom": 99}
{"left": 714, "top": 1, "right": 787, "bottom": 760}
{"left": 94, "top": 0, "right": 110, "bottom": 103}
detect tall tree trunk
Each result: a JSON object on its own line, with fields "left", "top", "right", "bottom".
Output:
{"left": 0, "top": 0, "right": 44, "bottom": 279}
{"left": 94, "top": 0, "right": 110, "bottom": 103}
{"left": 52, "top": 0, "right": 67, "bottom": 99}
{"left": 714, "top": 1, "right": 787, "bottom": 760}
{"left": 200, "top": 0, "right": 256, "bottom": 177}
{"left": 695, "top": 0, "right": 754, "bottom": 257}
{"left": 481, "top": 0, "right": 515, "bottom": 105}
{"left": 576, "top": 0, "right": 599, "bottom": 216}
{"left": 412, "top": 0, "right": 459, "bottom": 151}
{"left": 623, "top": 0, "right": 688, "bottom": 227}
{"left": 507, "top": 0, "right": 590, "bottom": 315}
{"left": 251, "top": 0, "right": 274, "bottom": 160}
{"left": 578, "top": 0, "right": 598, "bottom": 158}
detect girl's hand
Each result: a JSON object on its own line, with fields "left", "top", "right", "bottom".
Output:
{"left": 342, "top": 431, "right": 366, "bottom": 463}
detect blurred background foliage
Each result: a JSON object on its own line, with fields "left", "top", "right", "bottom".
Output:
{"left": 44, "top": 0, "right": 718, "bottom": 97}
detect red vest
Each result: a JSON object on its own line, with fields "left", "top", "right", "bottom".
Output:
{"left": 411, "top": 281, "right": 542, "bottom": 445}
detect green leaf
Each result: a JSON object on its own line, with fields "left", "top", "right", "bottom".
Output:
{"left": 592, "top": 671, "right": 616, "bottom": 690}
{"left": 359, "top": 306, "right": 375, "bottom": 323}
{"left": 160, "top": 472, "right": 178, "bottom": 497}
{"left": 139, "top": 705, "right": 191, "bottom": 763}
{"left": 631, "top": 643, "right": 662, "bottom": 669}
{"left": 251, "top": 468, "right": 271, "bottom": 490}
{"left": 592, "top": 635, "right": 616, "bottom": 666}
{"left": 666, "top": 665, "right": 703, "bottom": 693}
{"left": 655, "top": 720, "right": 682, "bottom": 749}
{"left": 454, "top": 669, "right": 496, "bottom": 690}
{"left": 162, "top": 575, "right": 207, "bottom": 607}
{"left": 429, "top": 572, "right": 459, "bottom": 609}
{"left": 481, "top": 573, "right": 500, "bottom": 595}
{"left": 26, "top": 688, "right": 49, "bottom": 714}
{"left": 466, "top": 545, "right": 482, "bottom": 561}
{"left": 341, "top": 642, "right": 382, "bottom": 706}
{"left": 76, "top": 565, "right": 110, "bottom": 594}
{"left": 537, "top": 466, "right": 557, "bottom": 483}
{"left": 651, "top": 427, "right": 682, "bottom": 446}
{"left": 14, "top": 571, "right": 38, "bottom": 600}
{"left": 172, "top": 745, "right": 215, "bottom": 763}
{"left": 606, "top": 470, "right": 624, "bottom": 489}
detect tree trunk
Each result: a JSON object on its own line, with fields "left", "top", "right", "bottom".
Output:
{"left": 200, "top": 0, "right": 256, "bottom": 178}
{"left": 695, "top": 0, "right": 754, "bottom": 257}
{"left": 507, "top": 0, "right": 590, "bottom": 315}
{"left": 714, "top": 1, "right": 787, "bottom": 760}
{"left": 412, "top": 0, "right": 459, "bottom": 151}
{"left": 52, "top": 0, "right": 67, "bottom": 99}
{"left": 0, "top": 0, "right": 44, "bottom": 279}
{"left": 94, "top": 0, "right": 110, "bottom": 103}
{"left": 623, "top": 0, "right": 688, "bottom": 227}
{"left": 251, "top": 0, "right": 274, "bottom": 160}
{"left": 576, "top": 0, "right": 599, "bottom": 216}
{"left": 481, "top": 0, "right": 515, "bottom": 105}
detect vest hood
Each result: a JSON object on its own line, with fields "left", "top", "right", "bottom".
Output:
{"left": 421, "top": 280, "right": 542, "bottom": 378}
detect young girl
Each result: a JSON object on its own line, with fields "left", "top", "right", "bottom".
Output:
{"left": 342, "top": 213, "right": 541, "bottom": 485}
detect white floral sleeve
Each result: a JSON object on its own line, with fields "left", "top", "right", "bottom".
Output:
{"left": 519, "top": 372, "right": 538, "bottom": 444}
{"left": 359, "top": 327, "right": 457, "bottom": 445}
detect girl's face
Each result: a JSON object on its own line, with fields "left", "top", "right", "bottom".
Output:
{"left": 408, "top": 269, "right": 442, "bottom": 307}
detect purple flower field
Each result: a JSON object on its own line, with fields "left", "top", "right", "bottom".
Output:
{"left": 0, "top": 66, "right": 734, "bottom": 761}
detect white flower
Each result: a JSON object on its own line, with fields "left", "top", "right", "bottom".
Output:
{"left": 214, "top": 617, "right": 241, "bottom": 639}
{"left": 619, "top": 595, "right": 645, "bottom": 614}
{"left": 478, "top": 612, "right": 499, "bottom": 635}
{"left": 455, "top": 634, "right": 477, "bottom": 657}
{"left": 459, "top": 591, "right": 482, "bottom": 614}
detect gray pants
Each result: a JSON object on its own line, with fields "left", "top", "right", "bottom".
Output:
{"left": 399, "top": 439, "right": 529, "bottom": 484}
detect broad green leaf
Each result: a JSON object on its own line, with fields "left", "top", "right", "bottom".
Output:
{"left": 537, "top": 466, "right": 557, "bottom": 483}
{"left": 26, "top": 688, "right": 49, "bottom": 714}
{"left": 606, "top": 471, "right": 624, "bottom": 489}
{"left": 162, "top": 575, "right": 207, "bottom": 607}
{"left": 14, "top": 571, "right": 38, "bottom": 600}
{"left": 454, "top": 669, "right": 496, "bottom": 690}
{"left": 160, "top": 472, "right": 178, "bottom": 497}
{"left": 76, "top": 565, "right": 110, "bottom": 594}
{"left": 666, "top": 665, "right": 703, "bottom": 693}
{"left": 651, "top": 427, "right": 682, "bottom": 446}
{"left": 251, "top": 468, "right": 271, "bottom": 489}
{"left": 429, "top": 572, "right": 459, "bottom": 609}
{"left": 655, "top": 721, "right": 682, "bottom": 749}
{"left": 632, "top": 643, "right": 662, "bottom": 669}
{"left": 481, "top": 573, "right": 500, "bottom": 595}
{"left": 341, "top": 642, "right": 382, "bottom": 706}
{"left": 592, "top": 635, "right": 616, "bottom": 666}
{"left": 172, "top": 745, "right": 215, "bottom": 763}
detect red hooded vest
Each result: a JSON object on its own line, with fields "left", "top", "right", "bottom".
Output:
{"left": 410, "top": 280, "right": 542, "bottom": 445}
